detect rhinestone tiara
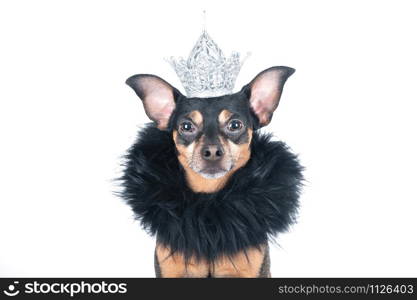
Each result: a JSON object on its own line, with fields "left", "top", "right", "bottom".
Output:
{"left": 166, "top": 29, "right": 249, "bottom": 98}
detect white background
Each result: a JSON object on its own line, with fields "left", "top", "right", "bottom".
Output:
{"left": 1, "top": 0, "right": 416, "bottom": 277}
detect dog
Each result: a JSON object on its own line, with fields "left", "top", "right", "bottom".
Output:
{"left": 125, "top": 66, "right": 295, "bottom": 277}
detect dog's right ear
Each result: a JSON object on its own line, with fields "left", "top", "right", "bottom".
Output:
{"left": 126, "top": 74, "right": 180, "bottom": 130}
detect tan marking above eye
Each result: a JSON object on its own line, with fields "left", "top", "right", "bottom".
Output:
{"left": 218, "top": 109, "right": 233, "bottom": 125}
{"left": 187, "top": 110, "right": 203, "bottom": 127}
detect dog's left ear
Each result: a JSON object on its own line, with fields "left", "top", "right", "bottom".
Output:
{"left": 243, "top": 66, "right": 295, "bottom": 127}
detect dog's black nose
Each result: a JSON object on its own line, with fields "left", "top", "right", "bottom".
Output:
{"left": 202, "top": 145, "right": 223, "bottom": 161}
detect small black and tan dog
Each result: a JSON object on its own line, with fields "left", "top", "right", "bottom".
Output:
{"left": 125, "top": 66, "right": 297, "bottom": 277}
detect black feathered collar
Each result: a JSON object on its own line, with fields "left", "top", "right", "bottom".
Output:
{"left": 120, "top": 124, "right": 303, "bottom": 262}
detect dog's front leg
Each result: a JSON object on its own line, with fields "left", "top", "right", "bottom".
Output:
{"left": 211, "top": 245, "right": 270, "bottom": 278}
{"left": 155, "top": 244, "right": 209, "bottom": 278}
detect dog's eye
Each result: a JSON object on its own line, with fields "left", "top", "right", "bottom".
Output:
{"left": 227, "top": 119, "right": 243, "bottom": 132}
{"left": 180, "top": 121, "right": 195, "bottom": 133}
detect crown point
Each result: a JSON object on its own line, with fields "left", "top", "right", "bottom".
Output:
{"left": 202, "top": 10, "right": 207, "bottom": 33}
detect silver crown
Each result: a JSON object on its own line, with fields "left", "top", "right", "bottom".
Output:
{"left": 166, "top": 29, "right": 249, "bottom": 98}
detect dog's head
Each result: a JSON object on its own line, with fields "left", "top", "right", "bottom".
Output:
{"left": 127, "top": 66, "right": 294, "bottom": 190}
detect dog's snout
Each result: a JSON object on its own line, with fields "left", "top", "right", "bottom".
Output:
{"left": 202, "top": 145, "right": 224, "bottom": 161}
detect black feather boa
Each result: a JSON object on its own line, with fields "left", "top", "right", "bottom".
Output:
{"left": 120, "top": 124, "right": 303, "bottom": 262}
